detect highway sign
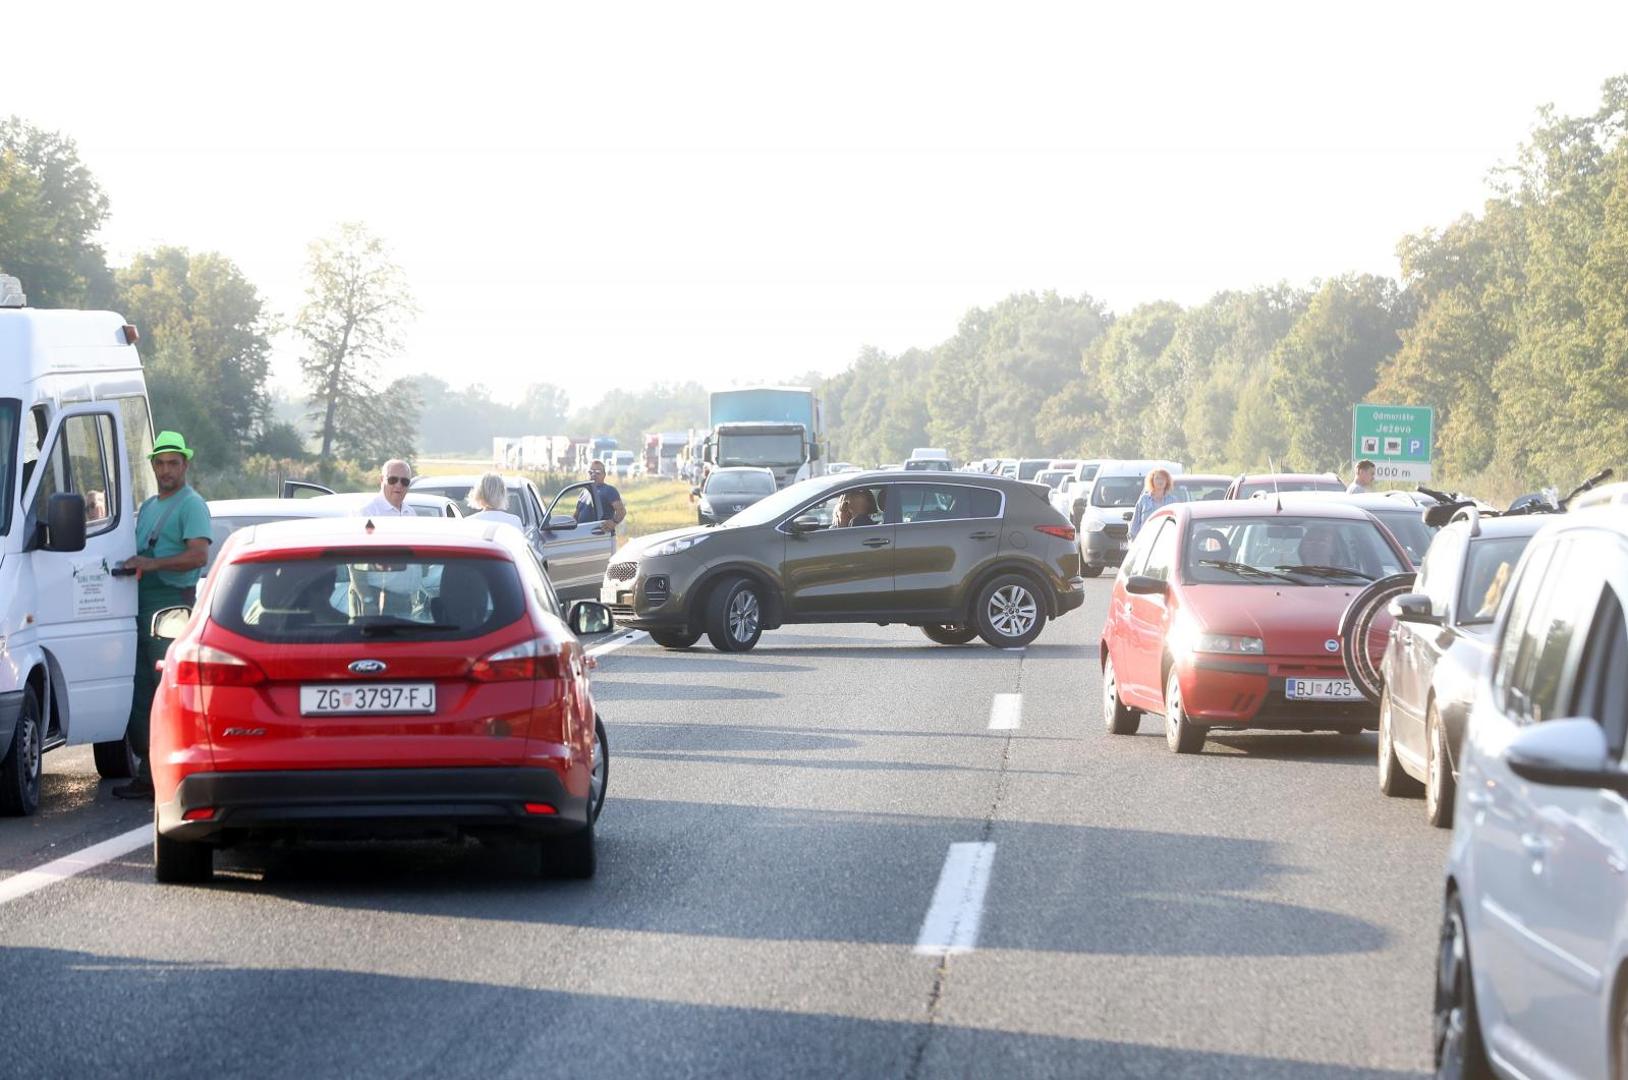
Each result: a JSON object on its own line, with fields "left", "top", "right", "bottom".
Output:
{"left": 1353, "top": 404, "right": 1433, "bottom": 482}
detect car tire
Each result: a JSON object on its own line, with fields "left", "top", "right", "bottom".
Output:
{"left": 1102, "top": 655, "right": 1141, "bottom": 735}
{"left": 973, "top": 574, "right": 1047, "bottom": 649}
{"left": 1434, "top": 893, "right": 1493, "bottom": 1079}
{"left": 921, "top": 624, "right": 978, "bottom": 646}
{"left": 1164, "top": 668, "right": 1205, "bottom": 754}
{"left": 0, "top": 687, "right": 43, "bottom": 817}
{"left": 93, "top": 731, "right": 139, "bottom": 780}
{"left": 649, "top": 628, "right": 702, "bottom": 650}
{"left": 153, "top": 824, "right": 213, "bottom": 884}
{"left": 1378, "top": 688, "right": 1423, "bottom": 798}
{"left": 1079, "top": 564, "right": 1103, "bottom": 579}
{"left": 546, "top": 819, "right": 596, "bottom": 880}
{"left": 590, "top": 714, "right": 609, "bottom": 824}
{"left": 705, "top": 577, "right": 764, "bottom": 652}
{"left": 1426, "top": 703, "right": 1455, "bottom": 829}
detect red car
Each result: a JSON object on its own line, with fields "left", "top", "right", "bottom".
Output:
{"left": 1100, "top": 501, "right": 1413, "bottom": 753}
{"left": 148, "top": 518, "right": 611, "bottom": 883}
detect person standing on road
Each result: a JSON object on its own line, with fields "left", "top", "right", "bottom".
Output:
{"left": 1128, "top": 468, "right": 1178, "bottom": 541}
{"left": 358, "top": 459, "right": 416, "bottom": 518}
{"left": 575, "top": 460, "right": 626, "bottom": 536}
{"left": 466, "top": 471, "right": 523, "bottom": 530}
{"left": 1347, "top": 459, "right": 1376, "bottom": 494}
{"left": 112, "top": 431, "right": 212, "bottom": 800}
{"left": 353, "top": 459, "right": 421, "bottom": 617}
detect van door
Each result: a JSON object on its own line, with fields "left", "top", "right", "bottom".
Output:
{"left": 21, "top": 404, "right": 141, "bottom": 745}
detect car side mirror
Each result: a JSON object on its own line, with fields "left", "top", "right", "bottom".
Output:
{"left": 150, "top": 605, "right": 193, "bottom": 640}
{"left": 1124, "top": 574, "right": 1168, "bottom": 596}
{"left": 544, "top": 515, "right": 578, "bottom": 532}
{"left": 1506, "top": 718, "right": 1628, "bottom": 793}
{"left": 1387, "top": 592, "right": 1441, "bottom": 625}
{"left": 45, "top": 493, "right": 87, "bottom": 552}
{"left": 788, "top": 515, "right": 823, "bottom": 535}
{"left": 568, "top": 600, "right": 614, "bottom": 636}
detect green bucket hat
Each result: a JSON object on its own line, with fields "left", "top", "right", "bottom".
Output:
{"left": 149, "top": 430, "right": 195, "bottom": 460}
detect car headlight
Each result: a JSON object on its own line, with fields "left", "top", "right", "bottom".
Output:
{"left": 1085, "top": 519, "right": 1107, "bottom": 532}
{"left": 1168, "top": 613, "right": 1263, "bottom": 656}
{"left": 649, "top": 534, "right": 710, "bottom": 557}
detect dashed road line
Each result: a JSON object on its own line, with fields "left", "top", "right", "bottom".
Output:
{"left": 0, "top": 826, "right": 148, "bottom": 908}
{"left": 914, "top": 841, "right": 997, "bottom": 956}
{"left": 586, "top": 629, "right": 648, "bottom": 659}
{"left": 987, "top": 693, "right": 1022, "bottom": 730}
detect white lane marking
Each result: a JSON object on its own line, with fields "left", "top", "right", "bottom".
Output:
{"left": 915, "top": 841, "right": 997, "bottom": 956}
{"left": 988, "top": 693, "right": 1022, "bottom": 730}
{"left": 586, "top": 630, "right": 648, "bottom": 659}
{"left": 0, "top": 826, "right": 149, "bottom": 908}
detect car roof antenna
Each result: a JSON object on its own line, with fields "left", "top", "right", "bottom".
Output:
{"left": 1268, "top": 456, "right": 1282, "bottom": 513}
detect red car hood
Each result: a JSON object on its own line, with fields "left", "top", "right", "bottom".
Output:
{"left": 1181, "top": 583, "right": 1366, "bottom": 658}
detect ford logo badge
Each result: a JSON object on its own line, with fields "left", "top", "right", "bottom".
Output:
{"left": 349, "top": 659, "right": 388, "bottom": 674}
{"left": 1323, "top": 639, "right": 1340, "bottom": 653}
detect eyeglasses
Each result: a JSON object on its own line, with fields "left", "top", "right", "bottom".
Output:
{"left": 385, "top": 476, "right": 411, "bottom": 486}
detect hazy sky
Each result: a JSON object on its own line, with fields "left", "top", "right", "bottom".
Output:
{"left": 9, "top": 1, "right": 1627, "bottom": 412}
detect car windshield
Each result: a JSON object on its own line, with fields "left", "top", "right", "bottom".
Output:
{"left": 1369, "top": 508, "right": 1436, "bottom": 564}
{"left": 0, "top": 399, "right": 18, "bottom": 536}
{"left": 1459, "top": 535, "right": 1535, "bottom": 624}
{"left": 1183, "top": 515, "right": 1408, "bottom": 585}
{"left": 1175, "top": 480, "right": 1230, "bottom": 502}
{"left": 212, "top": 552, "right": 525, "bottom": 643}
{"left": 707, "top": 470, "right": 777, "bottom": 495}
{"left": 1017, "top": 461, "right": 1047, "bottom": 481}
{"left": 1092, "top": 476, "right": 1144, "bottom": 507}
{"left": 904, "top": 459, "right": 952, "bottom": 471}
{"left": 414, "top": 481, "right": 525, "bottom": 518}
{"left": 717, "top": 433, "right": 804, "bottom": 467}
{"left": 718, "top": 475, "right": 840, "bottom": 529}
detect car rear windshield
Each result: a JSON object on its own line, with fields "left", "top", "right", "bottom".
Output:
{"left": 707, "top": 471, "right": 777, "bottom": 495}
{"left": 1459, "top": 536, "right": 1534, "bottom": 624}
{"left": 415, "top": 482, "right": 526, "bottom": 519}
{"left": 211, "top": 552, "right": 526, "bottom": 643}
{"left": 1183, "top": 516, "right": 1408, "bottom": 585}
{"left": 1092, "top": 476, "right": 1144, "bottom": 507}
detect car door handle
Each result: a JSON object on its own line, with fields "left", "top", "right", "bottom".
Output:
{"left": 861, "top": 538, "right": 891, "bottom": 548}
{"left": 1520, "top": 833, "right": 1550, "bottom": 857}
{"left": 969, "top": 531, "right": 997, "bottom": 541}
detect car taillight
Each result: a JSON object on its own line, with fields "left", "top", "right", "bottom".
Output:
{"left": 171, "top": 643, "right": 266, "bottom": 687}
{"left": 1035, "top": 524, "right": 1076, "bottom": 542}
{"left": 470, "top": 638, "right": 568, "bottom": 681}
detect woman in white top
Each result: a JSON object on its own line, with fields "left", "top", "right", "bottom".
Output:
{"left": 466, "top": 472, "right": 524, "bottom": 530}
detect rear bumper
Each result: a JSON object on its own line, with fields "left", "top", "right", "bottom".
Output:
{"left": 156, "top": 767, "right": 587, "bottom": 844}
{"left": 1082, "top": 531, "right": 1131, "bottom": 567}
{"left": 1055, "top": 578, "right": 1087, "bottom": 616}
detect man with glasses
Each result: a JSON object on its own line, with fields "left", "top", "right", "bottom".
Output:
{"left": 359, "top": 458, "right": 416, "bottom": 517}
{"left": 575, "top": 460, "right": 626, "bottom": 537}
{"left": 354, "top": 459, "right": 420, "bottom": 616}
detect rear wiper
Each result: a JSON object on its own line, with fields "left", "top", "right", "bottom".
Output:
{"left": 1274, "top": 564, "right": 1376, "bottom": 582}
{"left": 1198, "top": 560, "right": 1296, "bottom": 583}
{"left": 358, "top": 618, "right": 461, "bottom": 636}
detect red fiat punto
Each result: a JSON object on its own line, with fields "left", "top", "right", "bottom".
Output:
{"left": 148, "top": 517, "right": 611, "bottom": 883}
{"left": 1100, "top": 501, "right": 1413, "bottom": 753}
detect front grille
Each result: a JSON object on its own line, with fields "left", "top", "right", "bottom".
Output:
{"left": 606, "top": 562, "right": 638, "bottom": 582}
{"left": 608, "top": 603, "right": 637, "bottom": 621}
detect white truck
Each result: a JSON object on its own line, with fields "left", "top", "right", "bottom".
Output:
{"left": 0, "top": 275, "right": 159, "bottom": 813}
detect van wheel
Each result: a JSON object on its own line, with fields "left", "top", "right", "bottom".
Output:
{"left": 93, "top": 732, "right": 139, "bottom": 779}
{"left": 545, "top": 819, "right": 596, "bottom": 880}
{"left": 1378, "top": 688, "right": 1423, "bottom": 797}
{"left": 973, "top": 575, "right": 1047, "bottom": 648}
{"left": 0, "top": 687, "right": 43, "bottom": 816}
{"left": 590, "top": 714, "right": 609, "bottom": 823}
{"left": 706, "top": 577, "right": 763, "bottom": 652}
{"left": 153, "top": 824, "right": 213, "bottom": 884}
{"left": 1164, "top": 669, "right": 1205, "bottom": 754}
{"left": 921, "top": 624, "right": 978, "bottom": 646}
{"left": 1102, "top": 655, "right": 1141, "bottom": 735}
{"left": 649, "top": 628, "right": 702, "bottom": 650}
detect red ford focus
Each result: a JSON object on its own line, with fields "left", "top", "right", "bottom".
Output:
{"left": 148, "top": 518, "right": 611, "bottom": 883}
{"left": 1100, "top": 501, "right": 1413, "bottom": 753}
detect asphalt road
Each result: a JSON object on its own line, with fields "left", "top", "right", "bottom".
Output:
{"left": 0, "top": 579, "right": 1448, "bottom": 1079}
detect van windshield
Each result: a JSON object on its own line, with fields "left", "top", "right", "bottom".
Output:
{"left": 1092, "top": 476, "right": 1145, "bottom": 508}
{"left": 0, "top": 399, "right": 18, "bottom": 536}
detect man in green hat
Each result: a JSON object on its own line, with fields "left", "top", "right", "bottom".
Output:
{"left": 112, "top": 430, "right": 212, "bottom": 800}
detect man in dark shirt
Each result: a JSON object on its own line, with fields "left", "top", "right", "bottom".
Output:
{"left": 575, "top": 460, "right": 626, "bottom": 535}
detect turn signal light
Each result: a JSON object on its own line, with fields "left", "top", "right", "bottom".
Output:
{"left": 171, "top": 643, "right": 266, "bottom": 687}
{"left": 1035, "top": 524, "right": 1076, "bottom": 542}
{"left": 470, "top": 638, "right": 568, "bottom": 681}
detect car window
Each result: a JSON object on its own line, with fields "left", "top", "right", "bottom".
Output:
{"left": 1494, "top": 539, "right": 1558, "bottom": 714}
{"left": 416, "top": 482, "right": 526, "bottom": 519}
{"left": 1502, "top": 538, "right": 1591, "bottom": 724}
{"left": 1458, "top": 536, "right": 1533, "bottom": 625}
{"left": 212, "top": 552, "right": 526, "bottom": 643}
{"left": 29, "top": 412, "right": 120, "bottom": 537}
{"left": 804, "top": 485, "right": 887, "bottom": 528}
{"left": 1141, "top": 518, "right": 1179, "bottom": 581}
{"left": 896, "top": 484, "right": 1000, "bottom": 524}
{"left": 1183, "top": 515, "right": 1407, "bottom": 585}
{"left": 1092, "top": 476, "right": 1144, "bottom": 508}
{"left": 118, "top": 397, "right": 158, "bottom": 508}
{"left": 1571, "top": 584, "right": 1628, "bottom": 755}
{"left": 521, "top": 546, "right": 563, "bottom": 617}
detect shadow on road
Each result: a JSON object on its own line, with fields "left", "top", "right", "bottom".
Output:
{"left": 0, "top": 945, "right": 1423, "bottom": 1079}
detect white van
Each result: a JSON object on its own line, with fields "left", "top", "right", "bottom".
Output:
{"left": 1078, "top": 459, "right": 1185, "bottom": 577}
{"left": 0, "top": 276, "right": 157, "bottom": 814}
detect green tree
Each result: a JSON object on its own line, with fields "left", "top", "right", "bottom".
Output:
{"left": 294, "top": 223, "right": 416, "bottom": 470}
{"left": 0, "top": 117, "right": 112, "bottom": 307}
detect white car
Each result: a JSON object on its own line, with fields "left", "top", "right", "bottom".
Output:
{"left": 1437, "top": 505, "right": 1628, "bottom": 1079}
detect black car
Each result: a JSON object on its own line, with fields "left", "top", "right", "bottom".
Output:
{"left": 695, "top": 467, "right": 779, "bottom": 525}
{"left": 1378, "top": 510, "right": 1546, "bottom": 826}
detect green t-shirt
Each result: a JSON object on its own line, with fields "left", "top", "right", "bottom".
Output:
{"left": 135, "top": 483, "right": 212, "bottom": 591}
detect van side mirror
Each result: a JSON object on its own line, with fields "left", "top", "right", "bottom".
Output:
{"left": 150, "top": 606, "right": 193, "bottom": 640}
{"left": 46, "top": 493, "right": 87, "bottom": 552}
{"left": 568, "top": 600, "right": 614, "bottom": 636}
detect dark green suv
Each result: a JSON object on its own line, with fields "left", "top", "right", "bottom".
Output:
{"left": 601, "top": 471, "right": 1087, "bottom": 651}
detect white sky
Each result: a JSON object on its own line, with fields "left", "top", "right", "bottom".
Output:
{"left": 9, "top": 1, "right": 1627, "bottom": 412}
